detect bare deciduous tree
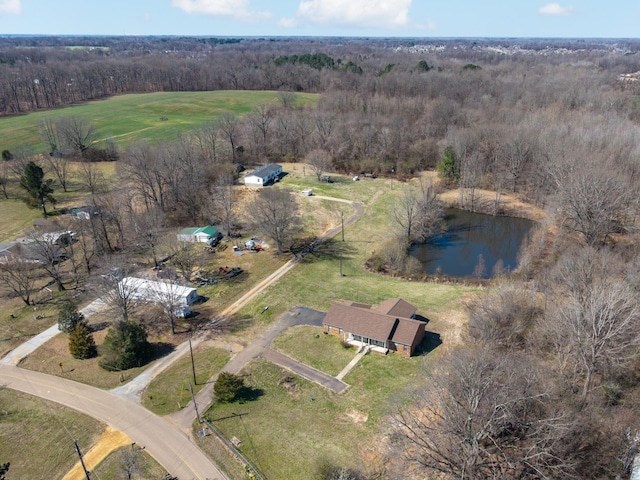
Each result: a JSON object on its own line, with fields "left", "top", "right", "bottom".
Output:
{"left": 555, "top": 169, "right": 628, "bottom": 245}
{"left": 216, "top": 112, "right": 242, "bottom": 164}
{"left": 546, "top": 277, "right": 640, "bottom": 399}
{"left": 77, "top": 161, "right": 106, "bottom": 194}
{"left": 392, "top": 179, "right": 442, "bottom": 248}
{"left": 38, "top": 117, "right": 61, "bottom": 156}
{"left": 306, "top": 149, "right": 331, "bottom": 181}
{"left": 27, "top": 230, "right": 69, "bottom": 291}
{"left": 58, "top": 116, "right": 97, "bottom": 158}
{"left": 210, "top": 173, "right": 237, "bottom": 238}
{"left": 467, "top": 282, "right": 539, "bottom": 350}
{"left": 44, "top": 154, "right": 70, "bottom": 192}
{"left": 247, "top": 188, "right": 300, "bottom": 254}
{"left": 100, "top": 260, "right": 139, "bottom": 322}
{"left": 392, "top": 348, "right": 571, "bottom": 480}
{"left": 0, "top": 253, "right": 41, "bottom": 305}
{"left": 170, "top": 242, "right": 200, "bottom": 283}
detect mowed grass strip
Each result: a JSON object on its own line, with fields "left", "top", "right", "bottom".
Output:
{"left": 141, "top": 344, "right": 230, "bottom": 416}
{"left": 0, "top": 388, "right": 104, "bottom": 479}
{"left": 0, "top": 91, "right": 318, "bottom": 152}
{"left": 272, "top": 325, "right": 356, "bottom": 376}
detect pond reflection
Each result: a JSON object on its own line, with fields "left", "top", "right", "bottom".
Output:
{"left": 409, "top": 208, "right": 534, "bottom": 279}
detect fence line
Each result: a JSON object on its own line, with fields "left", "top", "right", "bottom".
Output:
{"left": 201, "top": 417, "right": 265, "bottom": 480}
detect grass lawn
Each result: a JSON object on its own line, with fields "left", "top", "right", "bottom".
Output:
{"left": 203, "top": 356, "right": 434, "bottom": 480}
{"left": 272, "top": 325, "right": 357, "bottom": 376}
{"left": 18, "top": 326, "right": 152, "bottom": 390}
{"left": 0, "top": 388, "right": 104, "bottom": 479}
{"left": 89, "top": 445, "right": 167, "bottom": 480}
{"left": 0, "top": 296, "right": 59, "bottom": 358}
{"left": 141, "top": 344, "right": 230, "bottom": 416}
{"left": 0, "top": 199, "right": 42, "bottom": 242}
{"left": 0, "top": 91, "right": 318, "bottom": 153}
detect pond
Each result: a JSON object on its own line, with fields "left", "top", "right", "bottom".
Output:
{"left": 409, "top": 208, "right": 535, "bottom": 279}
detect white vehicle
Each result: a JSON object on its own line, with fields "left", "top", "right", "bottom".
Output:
{"left": 301, "top": 189, "right": 313, "bottom": 196}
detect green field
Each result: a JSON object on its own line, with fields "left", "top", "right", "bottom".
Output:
{"left": 0, "top": 388, "right": 104, "bottom": 479}
{"left": 0, "top": 90, "right": 318, "bottom": 153}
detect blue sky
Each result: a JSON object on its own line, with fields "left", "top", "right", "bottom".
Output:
{"left": 0, "top": 0, "right": 638, "bottom": 38}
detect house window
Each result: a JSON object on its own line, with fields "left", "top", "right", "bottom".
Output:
{"left": 339, "top": 328, "right": 343, "bottom": 334}
{"left": 403, "top": 344, "right": 408, "bottom": 352}
{"left": 327, "top": 325, "right": 332, "bottom": 333}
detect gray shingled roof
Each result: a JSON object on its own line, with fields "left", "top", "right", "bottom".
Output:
{"left": 247, "top": 163, "right": 282, "bottom": 179}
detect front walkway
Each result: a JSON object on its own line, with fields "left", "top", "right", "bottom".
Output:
{"left": 336, "top": 346, "right": 369, "bottom": 381}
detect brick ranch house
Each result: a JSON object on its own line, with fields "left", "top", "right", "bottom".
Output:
{"left": 322, "top": 298, "right": 427, "bottom": 357}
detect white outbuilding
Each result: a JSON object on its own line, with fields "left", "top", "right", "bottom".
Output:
{"left": 118, "top": 277, "right": 198, "bottom": 317}
{"left": 243, "top": 164, "right": 283, "bottom": 187}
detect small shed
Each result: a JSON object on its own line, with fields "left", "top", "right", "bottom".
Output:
{"left": 243, "top": 164, "right": 283, "bottom": 187}
{"left": 177, "top": 226, "right": 220, "bottom": 244}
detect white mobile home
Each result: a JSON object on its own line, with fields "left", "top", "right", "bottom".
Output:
{"left": 119, "top": 277, "right": 198, "bottom": 317}
{"left": 243, "top": 164, "right": 283, "bottom": 187}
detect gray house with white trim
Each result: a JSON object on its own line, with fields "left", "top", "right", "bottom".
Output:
{"left": 243, "top": 164, "right": 283, "bottom": 187}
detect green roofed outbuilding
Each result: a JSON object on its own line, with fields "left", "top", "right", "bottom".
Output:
{"left": 177, "top": 226, "right": 222, "bottom": 245}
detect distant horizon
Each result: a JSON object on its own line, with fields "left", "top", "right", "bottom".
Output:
{"left": 1, "top": 1, "right": 639, "bottom": 39}
{"left": 1, "top": 34, "right": 638, "bottom": 42}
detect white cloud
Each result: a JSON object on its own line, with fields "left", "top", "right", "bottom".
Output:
{"left": 0, "top": 0, "right": 21, "bottom": 15}
{"left": 297, "top": 0, "right": 411, "bottom": 28}
{"left": 278, "top": 17, "right": 298, "bottom": 28}
{"left": 538, "top": 3, "right": 574, "bottom": 15}
{"left": 171, "top": 0, "right": 271, "bottom": 21}
{"left": 425, "top": 17, "right": 438, "bottom": 31}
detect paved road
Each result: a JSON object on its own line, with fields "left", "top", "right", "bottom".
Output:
{"left": 0, "top": 364, "right": 225, "bottom": 480}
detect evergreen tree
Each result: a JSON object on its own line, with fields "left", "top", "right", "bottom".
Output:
{"left": 214, "top": 372, "right": 244, "bottom": 403}
{"left": 99, "top": 320, "right": 151, "bottom": 371}
{"left": 437, "top": 145, "right": 459, "bottom": 185}
{"left": 68, "top": 323, "right": 97, "bottom": 359}
{"left": 58, "top": 301, "right": 85, "bottom": 333}
{"left": 19, "top": 161, "right": 55, "bottom": 218}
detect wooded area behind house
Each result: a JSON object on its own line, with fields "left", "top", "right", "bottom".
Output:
{"left": 2, "top": 36, "right": 640, "bottom": 479}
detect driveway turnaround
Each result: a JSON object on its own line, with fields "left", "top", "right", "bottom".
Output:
{"left": 0, "top": 365, "right": 225, "bottom": 480}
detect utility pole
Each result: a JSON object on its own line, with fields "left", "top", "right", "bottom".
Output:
{"left": 190, "top": 383, "right": 202, "bottom": 423}
{"left": 341, "top": 211, "right": 344, "bottom": 241}
{"left": 189, "top": 337, "right": 197, "bottom": 385}
{"left": 74, "top": 439, "right": 91, "bottom": 480}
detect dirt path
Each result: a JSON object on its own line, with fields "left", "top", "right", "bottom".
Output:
{"left": 63, "top": 427, "right": 133, "bottom": 480}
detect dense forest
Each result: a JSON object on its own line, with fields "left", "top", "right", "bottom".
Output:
{"left": 3, "top": 35, "right": 640, "bottom": 479}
